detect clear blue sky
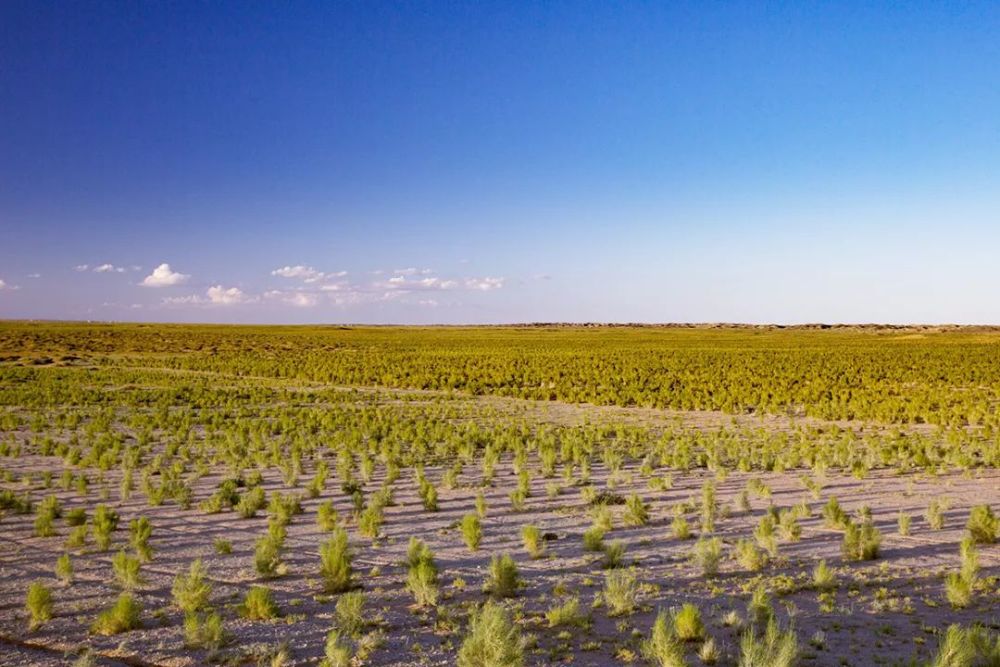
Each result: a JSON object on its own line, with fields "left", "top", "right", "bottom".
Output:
{"left": 1, "top": 1, "right": 998, "bottom": 324}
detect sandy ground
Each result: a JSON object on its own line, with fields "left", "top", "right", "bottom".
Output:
{"left": 1, "top": 390, "right": 998, "bottom": 666}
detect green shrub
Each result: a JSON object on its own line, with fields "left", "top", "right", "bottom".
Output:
{"left": 739, "top": 617, "right": 797, "bottom": 667}
{"left": 641, "top": 611, "right": 686, "bottom": 667}
{"left": 237, "top": 486, "right": 266, "bottom": 518}
{"left": 945, "top": 572, "right": 973, "bottom": 610}
{"left": 734, "top": 539, "right": 767, "bottom": 572}
{"left": 521, "top": 525, "right": 544, "bottom": 559}
{"left": 129, "top": 516, "right": 153, "bottom": 562}
{"left": 92, "top": 505, "right": 119, "bottom": 551}
{"left": 603, "top": 570, "right": 638, "bottom": 617}
{"left": 925, "top": 499, "right": 947, "bottom": 530}
{"left": 317, "top": 501, "right": 339, "bottom": 532}
{"left": 624, "top": 494, "right": 650, "bottom": 527}
{"left": 335, "top": 590, "right": 366, "bottom": 636}
{"left": 811, "top": 560, "right": 835, "bottom": 591}
{"left": 671, "top": 515, "right": 691, "bottom": 540}
{"left": 406, "top": 540, "right": 440, "bottom": 608}
{"left": 34, "top": 496, "right": 62, "bottom": 537}
{"left": 927, "top": 624, "right": 1000, "bottom": 667}
{"left": 65, "top": 507, "right": 87, "bottom": 527}
{"left": 254, "top": 533, "right": 286, "bottom": 578}
{"left": 545, "top": 597, "right": 584, "bottom": 628}
{"left": 692, "top": 537, "right": 722, "bottom": 576}
{"left": 461, "top": 513, "right": 482, "bottom": 551}
{"left": 26, "top": 581, "right": 53, "bottom": 630}
{"left": 602, "top": 540, "right": 626, "bottom": 569}
{"left": 487, "top": 554, "right": 520, "bottom": 598}
{"left": 822, "top": 497, "right": 849, "bottom": 530}
{"left": 112, "top": 550, "right": 144, "bottom": 590}
{"left": 172, "top": 559, "right": 212, "bottom": 614}
{"left": 184, "top": 610, "right": 227, "bottom": 649}
{"left": 700, "top": 481, "right": 716, "bottom": 533}
{"left": 240, "top": 585, "right": 279, "bottom": 620}
{"left": 583, "top": 526, "right": 606, "bottom": 552}
{"left": 319, "top": 528, "right": 354, "bottom": 593}
{"left": 457, "top": 600, "right": 524, "bottom": 667}
{"left": 966, "top": 505, "right": 998, "bottom": 545}
{"left": 672, "top": 603, "right": 704, "bottom": 641}
{"left": 214, "top": 538, "right": 232, "bottom": 554}
{"left": 55, "top": 553, "right": 73, "bottom": 585}
{"left": 321, "top": 630, "right": 353, "bottom": 667}
{"left": 91, "top": 593, "right": 142, "bottom": 635}
{"left": 747, "top": 585, "right": 773, "bottom": 627}
{"left": 841, "top": 521, "right": 881, "bottom": 561}
{"left": 897, "top": 511, "right": 912, "bottom": 536}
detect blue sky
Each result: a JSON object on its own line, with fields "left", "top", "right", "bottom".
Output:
{"left": 1, "top": 1, "right": 998, "bottom": 324}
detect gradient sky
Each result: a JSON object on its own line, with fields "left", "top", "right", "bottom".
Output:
{"left": 1, "top": 2, "right": 998, "bottom": 324}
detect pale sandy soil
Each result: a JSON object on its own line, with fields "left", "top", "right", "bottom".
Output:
{"left": 1, "top": 390, "right": 998, "bottom": 666}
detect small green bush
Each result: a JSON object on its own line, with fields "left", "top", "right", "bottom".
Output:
{"left": 92, "top": 505, "right": 119, "bottom": 551}
{"left": 461, "top": 513, "right": 482, "bottom": 551}
{"left": 457, "top": 600, "right": 524, "bottom": 667}
{"left": 739, "top": 617, "right": 797, "bottom": 667}
{"left": 521, "top": 525, "right": 544, "bottom": 559}
{"left": 111, "top": 550, "right": 144, "bottom": 590}
{"left": 55, "top": 553, "right": 73, "bottom": 585}
{"left": 603, "top": 570, "right": 639, "bottom": 617}
{"left": 966, "top": 505, "right": 998, "bottom": 545}
{"left": 319, "top": 528, "right": 354, "bottom": 593}
{"left": 692, "top": 537, "right": 722, "bottom": 576}
{"left": 841, "top": 521, "right": 881, "bottom": 561}
{"left": 91, "top": 593, "right": 142, "bottom": 635}
{"left": 672, "top": 603, "right": 704, "bottom": 641}
{"left": 335, "top": 590, "right": 366, "bottom": 636}
{"left": 172, "top": 559, "right": 212, "bottom": 614}
{"left": 487, "top": 554, "right": 520, "bottom": 598}
{"left": 641, "top": 611, "right": 686, "bottom": 667}
{"left": 129, "top": 516, "right": 153, "bottom": 562}
{"left": 240, "top": 585, "right": 279, "bottom": 620}
{"left": 26, "top": 581, "right": 53, "bottom": 630}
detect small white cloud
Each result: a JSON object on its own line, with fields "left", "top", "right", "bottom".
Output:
{"left": 271, "top": 265, "right": 327, "bottom": 283}
{"left": 162, "top": 294, "right": 205, "bottom": 306}
{"left": 465, "top": 277, "right": 504, "bottom": 291}
{"left": 263, "top": 290, "right": 319, "bottom": 307}
{"left": 74, "top": 264, "right": 89, "bottom": 272}
{"left": 0, "top": 279, "right": 6, "bottom": 289}
{"left": 27, "top": 273, "right": 41, "bottom": 279}
{"left": 206, "top": 285, "right": 249, "bottom": 305}
{"left": 94, "top": 263, "right": 125, "bottom": 273}
{"left": 393, "top": 267, "right": 433, "bottom": 276}
{"left": 141, "top": 263, "right": 190, "bottom": 287}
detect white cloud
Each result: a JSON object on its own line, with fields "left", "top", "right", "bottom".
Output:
{"left": 206, "top": 285, "right": 250, "bottom": 305}
{"left": 141, "top": 263, "right": 190, "bottom": 287}
{"left": 270, "top": 265, "right": 322, "bottom": 282}
{"left": 377, "top": 274, "right": 503, "bottom": 292}
{"left": 94, "top": 263, "right": 125, "bottom": 273}
{"left": 465, "top": 277, "right": 505, "bottom": 291}
{"left": 74, "top": 264, "right": 89, "bottom": 272}
{"left": 27, "top": 273, "right": 41, "bottom": 279}
{"left": 0, "top": 279, "right": 6, "bottom": 290}
{"left": 264, "top": 290, "right": 319, "bottom": 307}
{"left": 162, "top": 294, "right": 205, "bottom": 306}
{"left": 0, "top": 279, "right": 19, "bottom": 291}
{"left": 393, "top": 267, "right": 433, "bottom": 276}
